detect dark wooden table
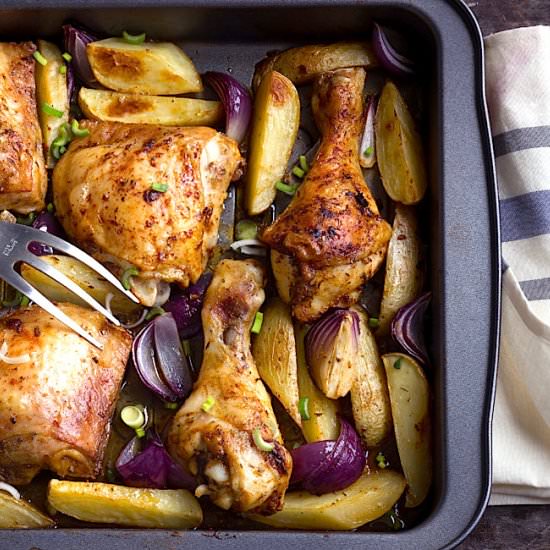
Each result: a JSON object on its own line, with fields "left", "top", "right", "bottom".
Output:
{"left": 457, "top": 1, "right": 550, "bottom": 548}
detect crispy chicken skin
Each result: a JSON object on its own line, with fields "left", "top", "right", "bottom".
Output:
{"left": 0, "top": 42, "right": 47, "bottom": 213}
{"left": 53, "top": 121, "right": 242, "bottom": 305}
{"left": 0, "top": 303, "right": 131, "bottom": 485}
{"left": 167, "top": 259, "right": 292, "bottom": 514}
{"left": 261, "top": 68, "right": 392, "bottom": 322}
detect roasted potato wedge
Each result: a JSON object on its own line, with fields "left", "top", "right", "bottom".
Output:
{"left": 375, "top": 81, "right": 427, "bottom": 204}
{"left": 295, "top": 324, "right": 339, "bottom": 442}
{"left": 378, "top": 205, "right": 423, "bottom": 335}
{"left": 0, "top": 492, "right": 54, "bottom": 529}
{"left": 350, "top": 307, "right": 392, "bottom": 447}
{"left": 35, "top": 40, "right": 70, "bottom": 167}
{"left": 47, "top": 480, "right": 203, "bottom": 528}
{"left": 87, "top": 39, "right": 202, "bottom": 95}
{"left": 382, "top": 353, "right": 432, "bottom": 507}
{"left": 246, "top": 70, "right": 300, "bottom": 215}
{"left": 253, "top": 42, "right": 377, "bottom": 90}
{"left": 79, "top": 88, "right": 222, "bottom": 127}
{"left": 20, "top": 254, "right": 141, "bottom": 315}
{"left": 252, "top": 298, "right": 301, "bottom": 426}
{"left": 248, "top": 469, "right": 406, "bottom": 530}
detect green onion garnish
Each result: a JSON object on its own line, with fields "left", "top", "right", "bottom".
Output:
{"left": 135, "top": 427, "right": 146, "bottom": 438}
{"left": 41, "top": 102, "right": 64, "bottom": 118}
{"left": 71, "top": 119, "right": 90, "bottom": 138}
{"left": 299, "top": 155, "right": 309, "bottom": 172}
{"left": 201, "top": 396, "right": 216, "bottom": 412}
{"left": 52, "top": 124, "right": 71, "bottom": 148}
{"left": 253, "top": 427, "right": 274, "bottom": 452}
{"left": 121, "top": 266, "right": 139, "bottom": 290}
{"left": 298, "top": 397, "right": 310, "bottom": 420}
{"left": 59, "top": 146, "right": 67, "bottom": 154}
{"left": 368, "top": 317, "right": 379, "bottom": 329}
{"left": 20, "top": 296, "right": 30, "bottom": 308}
{"left": 182, "top": 339, "right": 191, "bottom": 356}
{"left": 47, "top": 203, "right": 54, "bottom": 213}
{"left": 235, "top": 219, "right": 258, "bottom": 241}
{"left": 2, "top": 291, "right": 23, "bottom": 308}
{"left": 16, "top": 212, "right": 37, "bottom": 225}
{"left": 151, "top": 182, "right": 169, "bottom": 193}
{"left": 292, "top": 166, "right": 305, "bottom": 179}
{"left": 62, "top": 52, "right": 72, "bottom": 62}
{"left": 251, "top": 311, "right": 264, "bottom": 334}
{"left": 122, "top": 31, "right": 146, "bottom": 45}
{"left": 120, "top": 405, "right": 145, "bottom": 430}
{"left": 145, "top": 306, "right": 165, "bottom": 321}
{"left": 376, "top": 451, "right": 388, "bottom": 469}
{"left": 59, "top": 65, "right": 67, "bottom": 75}
{"left": 275, "top": 181, "right": 297, "bottom": 196}
{"left": 164, "top": 401, "right": 178, "bottom": 410}
{"left": 33, "top": 51, "right": 48, "bottom": 66}
{"left": 393, "top": 358, "right": 402, "bottom": 370}
{"left": 364, "top": 146, "right": 374, "bottom": 156}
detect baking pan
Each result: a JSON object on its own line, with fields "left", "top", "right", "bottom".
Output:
{"left": 0, "top": 0, "right": 500, "bottom": 548}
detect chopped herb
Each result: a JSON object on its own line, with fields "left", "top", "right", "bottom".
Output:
{"left": 41, "top": 102, "right": 64, "bottom": 118}
{"left": 201, "top": 396, "right": 216, "bottom": 412}
{"left": 275, "top": 181, "right": 297, "bottom": 196}
{"left": 376, "top": 451, "right": 388, "bottom": 469}
{"left": 135, "top": 427, "right": 146, "bottom": 438}
{"left": 16, "top": 212, "right": 37, "bottom": 225}
{"left": 251, "top": 311, "right": 264, "bottom": 334}
{"left": 145, "top": 306, "right": 165, "bottom": 320}
{"left": 120, "top": 405, "right": 145, "bottom": 430}
{"left": 299, "top": 155, "right": 309, "bottom": 172}
{"left": 298, "top": 397, "right": 310, "bottom": 420}
{"left": 59, "top": 65, "right": 67, "bottom": 75}
{"left": 164, "top": 401, "right": 178, "bottom": 410}
{"left": 235, "top": 219, "right": 258, "bottom": 241}
{"left": 122, "top": 31, "right": 146, "bottom": 45}
{"left": 253, "top": 427, "right": 274, "bottom": 452}
{"left": 151, "top": 182, "right": 169, "bottom": 193}
{"left": 62, "top": 52, "right": 72, "bottom": 62}
{"left": 71, "top": 119, "right": 90, "bottom": 138}
{"left": 33, "top": 51, "right": 48, "bottom": 66}
{"left": 52, "top": 124, "right": 71, "bottom": 148}
{"left": 364, "top": 146, "right": 374, "bottom": 156}
{"left": 121, "top": 266, "right": 139, "bottom": 290}
{"left": 292, "top": 166, "right": 305, "bottom": 179}
{"left": 393, "top": 358, "right": 402, "bottom": 369}
{"left": 19, "top": 296, "right": 30, "bottom": 308}
{"left": 181, "top": 339, "right": 191, "bottom": 356}
{"left": 368, "top": 317, "right": 379, "bottom": 329}
{"left": 47, "top": 203, "right": 54, "bottom": 213}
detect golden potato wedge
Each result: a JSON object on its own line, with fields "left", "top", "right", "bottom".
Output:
{"left": 35, "top": 40, "right": 70, "bottom": 167}
{"left": 0, "top": 491, "right": 54, "bottom": 528}
{"left": 252, "top": 298, "right": 301, "bottom": 426}
{"left": 350, "top": 307, "right": 392, "bottom": 447}
{"left": 375, "top": 81, "right": 427, "bottom": 204}
{"left": 248, "top": 469, "right": 406, "bottom": 530}
{"left": 378, "top": 205, "right": 423, "bottom": 335}
{"left": 253, "top": 42, "right": 377, "bottom": 90}
{"left": 295, "top": 324, "right": 339, "bottom": 442}
{"left": 382, "top": 353, "right": 432, "bottom": 507}
{"left": 20, "top": 254, "right": 141, "bottom": 315}
{"left": 79, "top": 88, "right": 222, "bottom": 127}
{"left": 246, "top": 70, "right": 300, "bottom": 215}
{"left": 87, "top": 38, "right": 202, "bottom": 95}
{"left": 47, "top": 480, "right": 202, "bottom": 528}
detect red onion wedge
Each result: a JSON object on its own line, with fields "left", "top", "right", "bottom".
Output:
{"left": 204, "top": 72, "right": 252, "bottom": 143}
{"left": 391, "top": 291, "right": 431, "bottom": 365}
{"left": 372, "top": 23, "right": 415, "bottom": 77}
{"left": 63, "top": 23, "right": 100, "bottom": 88}
{"left": 29, "top": 210, "right": 65, "bottom": 256}
{"left": 359, "top": 95, "right": 377, "bottom": 169}
{"left": 290, "top": 418, "right": 366, "bottom": 495}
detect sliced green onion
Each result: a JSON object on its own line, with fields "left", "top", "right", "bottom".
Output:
{"left": 164, "top": 401, "right": 178, "bottom": 410}
{"left": 59, "top": 146, "right": 67, "bottom": 154}
{"left": 299, "top": 155, "right": 309, "bottom": 172}
{"left": 201, "top": 396, "right": 216, "bottom": 412}
{"left": 135, "top": 427, "right": 146, "bottom": 438}
{"left": 120, "top": 405, "right": 145, "bottom": 429}
{"left": 62, "top": 52, "right": 72, "bottom": 62}
{"left": 16, "top": 212, "right": 37, "bottom": 225}
{"left": 393, "top": 358, "right": 402, "bottom": 370}
{"left": 121, "top": 266, "right": 139, "bottom": 290}
{"left": 151, "top": 182, "right": 169, "bottom": 193}
{"left": 52, "top": 124, "right": 71, "bottom": 148}
{"left": 145, "top": 306, "right": 165, "bottom": 321}
{"left": 292, "top": 166, "right": 305, "bottom": 179}
{"left": 182, "top": 339, "right": 191, "bottom": 356}
{"left": 20, "top": 296, "right": 30, "bottom": 308}
{"left": 235, "top": 219, "right": 258, "bottom": 241}
{"left": 368, "top": 317, "right": 379, "bottom": 329}
{"left": 376, "top": 451, "right": 388, "bottom": 469}
{"left": 275, "top": 181, "right": 297, "bottom": 196}
{"left": 122, "top": 31, "right": 146, "bottom": 45}
{"left": 59, "top": 65, "right": 67, "bottom": 75}
{"left": 47, "top": 203, "right": 54, "bottom": 213}
{"left": 33, "top": 51, "right": 47, "bottom": 66}
{"left": 251, "top": 311, "right": 264, "bottom": 334}
{"left": 364, "top": 146, "right": 374, "bottom": 156}
{"left": 71, "top": 119, "right": 90, "bottom": 138}
{"left": 41, "top": 102, "right": 64, "bottom": 118}
{"left": 2, "top": 291, "right": 23, "bottom": 308}
{"left": 298, "top": 397, "right": 310, "bottom": 420}
{"left": 52, "top": 145, "right": 62, "bottom": 160}
{"left": 253, "top": 427, "right": 274, "bottom": 452}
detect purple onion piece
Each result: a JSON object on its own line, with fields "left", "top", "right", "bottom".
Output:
{"left": 291, "top": 440, "right": 335, "bottom": 485}
{"left": 63, "top": 23, "right": 101, "bottom": 88}
{"left": 29, "top": 210, "right": 65, "bottom": 256}
{"left": 372, "top": 23, "right": 415, "bottom": 77}
{"left": 391, "top": 292, "right": 432, "bottom": 365}
{"left": 204, "top": 72, "right": 252, "bottom": 143}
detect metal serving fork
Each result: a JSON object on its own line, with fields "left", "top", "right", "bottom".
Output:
{"left": 0, "top": 221, "right": 140, "bottom": 349}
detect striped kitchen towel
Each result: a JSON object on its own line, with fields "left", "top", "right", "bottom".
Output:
{"left": 485, "top": 26, "right": 550, "bottom": 505}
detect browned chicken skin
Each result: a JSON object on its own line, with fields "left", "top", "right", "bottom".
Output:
{"left": 0, "top": 303, "right": 131, "bottom": 485}
{"left": 53, "top": 121, "right": 242, "bottom": 306}
{"left": 167, "top": 259, "right": 292, "bottom": 514}
{"left": 0, "top": 42, "right": 47, "bottom": 213}
{"left": 261, "top": 68, "right": 392, "bottom": 322}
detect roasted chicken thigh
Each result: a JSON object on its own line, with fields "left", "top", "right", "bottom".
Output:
{"left": 53, "top": 121, "right": 242, "bottom": 306}
{"left": 167, "top": 259, "right": 292, "bottom": 514}
{"left": 261, "top": 68, "right": 392, "bottom": 322}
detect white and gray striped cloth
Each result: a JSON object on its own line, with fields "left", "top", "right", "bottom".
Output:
{"left": 485, "top": 26, "right": 550, "bottom": 505}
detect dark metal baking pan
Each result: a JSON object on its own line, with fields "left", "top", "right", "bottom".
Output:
{"left": 0, "top": 0, "right": 500, "bottom": 548}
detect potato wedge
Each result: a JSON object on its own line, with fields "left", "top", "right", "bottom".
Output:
{"left": 382, "top": 353, "right": 432, "bottom": 507}
{"left": 79, "top": 88, "right": 222, "bottom": 127}
{"left": 0, "top": 491, "right": 54, "bottom": 528}
{"left": 378, "top": 205, "right": 423, "bottom": 335}
{"left": 350, "top": 307, "right": 392, "bottom": 447}
{"left": 252, "top": 298, "right": 301, "bottom": 426}
{"left": 375, "top": 81, "right": 427, "bottom": 204}
{"left": 47, "top": 480, "right": 202, "bottom": 528}
{"left": 87, "top": 39, "right": 202, "bottom": 95}
{"left": 246, "top": 70, "right": 300, "bottom": 215}
{"left": 20, "top": 254, "right": 140, "bottom": 315}
{"left": 248, "top": 469, "right": 405, "bottom": 530}
{"left": 296, "top": 324, "right": 339, "bottom": 442}
{"left": 35, "top": 40, "right": 70, "bottom": 167}
{"left": 253, "top": 42, "right": 377, "bottom": 90}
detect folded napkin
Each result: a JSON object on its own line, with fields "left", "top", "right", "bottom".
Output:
{"left": 485, "top": 26, "right": 550, "bottom": 505}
